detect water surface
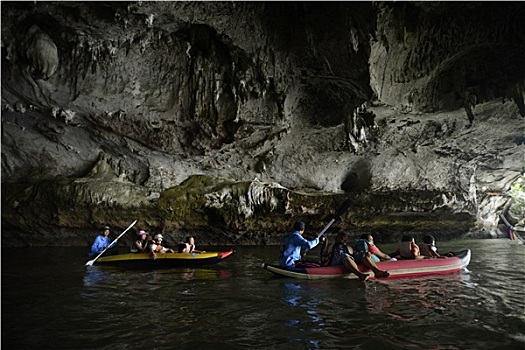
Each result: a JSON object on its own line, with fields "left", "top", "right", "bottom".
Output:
{"left": 2, "top": 239, "right": 524, "bottom": 349}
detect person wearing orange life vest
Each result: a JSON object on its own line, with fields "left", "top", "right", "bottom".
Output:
{"left": 391, "top": 235, "right": 425, "bottom": 260}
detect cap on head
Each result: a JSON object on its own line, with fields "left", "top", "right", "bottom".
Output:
{"left": 139, "top": 230, "right": 148, "bottom": 236}
{"left": 154, "top": 234, "right": 163, "bottom": 240}
{"left": 103, "top": 226, "right": 110, "bottom": 231}
{"left": 293, "top": 221, "right": 305, "bottom": 231}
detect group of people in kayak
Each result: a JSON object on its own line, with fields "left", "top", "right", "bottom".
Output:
{"left": 134, "top": 230, "right": 206, "bottom": 259}
{"left": 89, "top": 220, "right": 451, "bottom": 270}
{"left": 278, "top": 220, "right": 451, "bottom": 281}
{"left": 88, "top": 226, "right": 205, "bottom": 260}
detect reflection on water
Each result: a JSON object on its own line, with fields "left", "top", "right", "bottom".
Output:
{"left": 280, "top": 282, "right": 322, "bottom": 349}
{"left": 281, "top": 282, "right": 303, "bottom": 307}
{"left": 83, "top": 266, "right": 233, "bottom": 289}
{"left": 2, "top": 240, "right": 525, "bottom": 350}
{"left": 365, "top": 273, "right": 471, "bottom": 320}
{"left": 82, "top": 266, "right": 108, "bottom": 289}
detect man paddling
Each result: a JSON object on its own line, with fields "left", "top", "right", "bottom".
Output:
{"left": 88, "top": 226, "right": 117, "bottom": 259}
{"left": 278, "top": 221, "right": 324, "bottom": 268}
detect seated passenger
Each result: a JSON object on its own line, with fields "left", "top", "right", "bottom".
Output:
{"left": 321, "top": 232, "right": 369, "bottom": 281}
{"left": 357, "top": 234, "right": 396, "bottom": 262}
{"left": 391, "top": 235, "right": 424, "bottom": 260}
{"left": 420, "top": 234, "right": 454, "bottom": 258}
{"left": 178, "top": 236, "right": 205, "bottom": 254}
{"left": 149, "top": 234, "right": 174, "bottom": 259}
{"left": 130, "top": 230, "right": 150, "bottom": 253}
{"left": 361, "top": 233, "right": 396, "bottom": 262}
{"left": 322, "top": 232, "right": 390, "bottom": 280}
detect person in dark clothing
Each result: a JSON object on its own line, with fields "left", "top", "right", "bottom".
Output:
{"left": 322, "top": 232, "right": 390, "bottom": 279}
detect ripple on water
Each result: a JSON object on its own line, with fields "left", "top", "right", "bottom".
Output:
{"left": 2, "top": 242, "right": 525, "bottom": 349}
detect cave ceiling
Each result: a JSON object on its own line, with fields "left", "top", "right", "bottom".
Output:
{"left": 1, "top": 1, "right": 524, "bottom": 244}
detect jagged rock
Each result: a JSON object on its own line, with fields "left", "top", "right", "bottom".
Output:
{"left": 1, "top": 2, "right": 524, "bottom": 246}
{"left": 25, "top": 25, "right": 58, "bottom": 80}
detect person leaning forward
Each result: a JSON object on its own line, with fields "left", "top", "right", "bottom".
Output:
{"left": 278, "top": 221, "right": 322, "bottom": 268}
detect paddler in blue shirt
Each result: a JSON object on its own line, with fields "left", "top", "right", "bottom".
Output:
{"left": 278, "top": 221, "right": 323, "bottom": 267}
{"left": 88, "top": 226, "right": 117, "bottom": 258}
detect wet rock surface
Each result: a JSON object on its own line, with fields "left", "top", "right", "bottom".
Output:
{"left": 1, "top": 2, "right": 524, "bottom": 246}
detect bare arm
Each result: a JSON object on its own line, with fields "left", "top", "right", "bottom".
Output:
{"left": 374, "top": 249, "right": 391, "bottom": 260}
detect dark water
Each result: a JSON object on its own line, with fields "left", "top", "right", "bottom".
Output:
{"left": 2, "top": 239, "right": 524, "bottom": 350}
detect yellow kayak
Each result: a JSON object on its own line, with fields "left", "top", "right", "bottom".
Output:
{"left": 93, "top": 249, "right": 235, "bottom": 268}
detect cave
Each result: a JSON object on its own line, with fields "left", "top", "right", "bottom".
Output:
{"left": 1, "top": 1, "right": 524, "bottom": 246}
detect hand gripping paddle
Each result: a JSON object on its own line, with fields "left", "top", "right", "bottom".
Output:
{"left": 86, "top": 220, "right": 137, "bottom": 266}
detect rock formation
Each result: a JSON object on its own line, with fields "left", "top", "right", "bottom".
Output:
{"left": 1, "top": 2, "right": 524, "bottom": 247}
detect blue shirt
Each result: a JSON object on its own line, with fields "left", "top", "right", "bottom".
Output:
{"left": 278, "top": 231, "right": 320, "bottom": 267}
{"left": 89, "top": 235, "right": 115, "bottom": 258}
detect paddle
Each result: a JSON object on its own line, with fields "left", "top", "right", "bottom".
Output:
{"left": 316, "top": 198, "right": 352, "bottom": 239}
{"left": 85, "top": 220, "right": 137, "bottom": 266}
{"left": 300, "top": 199, "right": 352, "bottom": 263}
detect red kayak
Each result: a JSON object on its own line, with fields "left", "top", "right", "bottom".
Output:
{"left": 263, "top": 249, "right": 471, "bottom": 280}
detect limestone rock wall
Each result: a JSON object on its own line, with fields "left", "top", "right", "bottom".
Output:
{"left": 1, "top": 2, "right": 524, "bottom": 246}
{"left": 370, "top": 2, "right": 525, "bottom": 117}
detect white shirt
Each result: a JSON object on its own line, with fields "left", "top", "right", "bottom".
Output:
{"left": 150, "top": 242, "right": 168, "bottom": 253}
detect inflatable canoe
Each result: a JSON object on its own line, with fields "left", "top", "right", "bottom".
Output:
{"left": 263, "top": 249, "right": 471, "bottom": 280}
{"left": 92, "top": 249, "right": 235, "bottom": 268}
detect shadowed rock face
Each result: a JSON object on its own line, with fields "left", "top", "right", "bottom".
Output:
{"left": 1, "top": 2, "right": 524, "bottom": 247}
{"left": 25, "top": 25, "right": 59, "bottom": 80}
